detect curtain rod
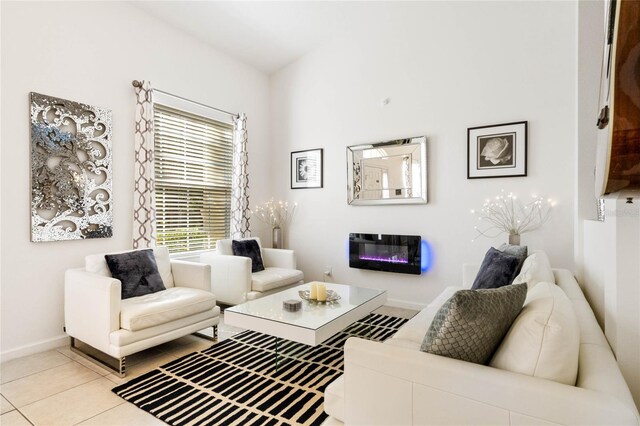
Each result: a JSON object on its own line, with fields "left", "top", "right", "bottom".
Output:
{"left": 132, "top": 80, "right": 239, "bottom": 119}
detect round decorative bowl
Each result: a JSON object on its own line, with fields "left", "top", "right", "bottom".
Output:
{"left": 298, "top": 289, "right": 341, "bottom": 303}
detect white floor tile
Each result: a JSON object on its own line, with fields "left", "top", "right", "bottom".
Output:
{"left": 78, "top": 402, "right": 165, "bottom": 426}
{"left": 1, "top": 362, "right": 100, "bottom": 408}
{"left": 55, "top": 347, "right": 113, "bottom": 376}
{"left": 0, "top": 350, "right": 71, "bottom": 384}
{"left": 1, "top": 394, "right": 15, "bottom": 414}
{"left": 154, "top": 334, "right": 214, "bottom": 358}
{"left": 0, "top": 410, "right": 32, "bottom": 426}
{"left": 20, "top": 378, "right": 122, "bottom": 426}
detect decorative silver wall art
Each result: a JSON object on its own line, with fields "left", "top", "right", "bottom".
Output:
{"left": 30, "top": 92, "right": 113, "bottom": 242}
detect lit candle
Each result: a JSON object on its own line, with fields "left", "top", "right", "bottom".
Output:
{"left": 310, "top": 282, "right": 318, "bottom": 300}
{"left": 317, "top": 283, "right": 327, "bottom": 302}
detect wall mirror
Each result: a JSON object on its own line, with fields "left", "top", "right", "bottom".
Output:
{"left": 347, "top": 136, "right": 427, "bottom": 205}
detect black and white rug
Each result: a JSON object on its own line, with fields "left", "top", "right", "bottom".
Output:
{"left": 112, "top": 313, "right": 409, "bottom": 426}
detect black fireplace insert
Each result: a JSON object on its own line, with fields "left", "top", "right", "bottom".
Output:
{"left": 349, "top": 233, "right": 422, "bottom": 275}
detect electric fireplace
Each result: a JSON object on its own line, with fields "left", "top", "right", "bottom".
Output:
{"left": 349, "top": 233, "right": 422, "bottom": 275}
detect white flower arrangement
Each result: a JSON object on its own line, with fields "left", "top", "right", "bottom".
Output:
{"left": 250, "top": 198, "right": 297, "bottom": 229}
{"left": 471, "top": 191, "right": 555, "bottom": 241}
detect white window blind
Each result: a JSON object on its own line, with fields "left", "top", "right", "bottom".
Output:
{"left": 154, "top": 103, "right": 233, "bottom": 253}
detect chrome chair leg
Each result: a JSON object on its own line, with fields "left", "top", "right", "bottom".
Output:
{"left": 69, "top": 337, "right": 126, "bottom": 377}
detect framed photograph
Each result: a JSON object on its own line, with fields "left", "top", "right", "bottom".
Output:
{"left": 291, "top": 148, "right": 323, "bottom": 189}
{"left": 467, "top": 121, "right": 527, "bottom": 179}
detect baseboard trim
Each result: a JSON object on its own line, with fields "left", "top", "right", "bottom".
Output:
{"left": 0, "top": 334, "right": 70, "bottom": 363}
{"left": 386, "top": 298, "right": 427, "bottom": 311}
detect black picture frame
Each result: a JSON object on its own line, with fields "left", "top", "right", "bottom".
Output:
{"left": 291, "top": 148, "right": 323, "bottom": 189}
{"left": 467, "top": 121, "right": 527, "bottom": 179}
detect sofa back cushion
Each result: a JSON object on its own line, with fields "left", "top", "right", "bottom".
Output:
{"left": 420, "top": 283, "right": 527, "bottom": 365}
{"left": 512, "top": 250, "right": 555, "bottom": 289}
{"left": 490, "top": 281, "right": 579, "bottom": 385}
{"left": 85, "top": 246, "right": 174, "bottom": 288}
{"left": 216, "top": 237, "right": 262, "bottom": 256}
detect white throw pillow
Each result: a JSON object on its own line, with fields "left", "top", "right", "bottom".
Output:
{"left": 85, "top": 246, "right": 174, "bottom": 288}
{"left": 216, "top": 237, "right": 262, "bottom": 256}
{"left": 512, "top": 250, "right": 555, "bottom": 289}
{"left": 490, "top": 281, "right": 579, "bottom": 385}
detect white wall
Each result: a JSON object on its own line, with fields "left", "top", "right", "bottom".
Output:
{"left": 0, "top": 1, "right": 270, "bottom": 360}
{"left": 269, "top": 1, "right": 577, "bottom": 307}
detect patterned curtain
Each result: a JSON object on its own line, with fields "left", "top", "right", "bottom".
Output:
{"left": 132, "top": 81, "right": 156, "bottom": 248}
{"left": 230, "top": 113, "right": 251, "bottom": 238}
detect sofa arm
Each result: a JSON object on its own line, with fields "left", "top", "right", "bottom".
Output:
{"left": 262, "top": 248, "right": 297, "bottom": 269}
{"left": 344, "top": 338, "right": 639, "bottom": 425}
{"left": 64, "top": 268, "right": 121, "bottom": 354}
{"left": 200, "top": 252, "right": 251, "bottom": 305}
{"left": 171, "top": 259, "right": 211, "bottom": 291}
{"left": 462, "top": 263, "right": 480, "bottom": 289}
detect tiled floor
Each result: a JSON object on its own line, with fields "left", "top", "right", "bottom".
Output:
{"left": 0, "top": 306, "right": 416, "bottom": 425}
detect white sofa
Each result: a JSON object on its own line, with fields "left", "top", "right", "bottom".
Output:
{"left": 200, "top": 237, "right": 304, "bottom": 306}
{"left": 64, "top": 246, "right": 220, "bottom": 376}
{"left": 323, "top": 255, "right": 640, "bottom": 425}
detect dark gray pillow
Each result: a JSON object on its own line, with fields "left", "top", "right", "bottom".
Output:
{"left": 420, "top": 283, "right": 527, "bottom": 364}
{"left": 232, "top": 239, "right": 265, "bottom": 273}
{"left": 105, "top": 249, "right": 166, "bottom": 300}
{"left": 498, "top": 243, "right": 528, "bottom": 279}
{"left": 471, "top": 247, "right": 520, "bottom": 290}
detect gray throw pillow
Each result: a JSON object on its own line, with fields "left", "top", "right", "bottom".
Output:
{"left": 471, "top": 247, "right": 520, "bottom": 290}
{"left": 498, "top": 243, "right": 528, "bottom": 279}
{"left": 105, "top": 249, "right": 166, "bottom": 299}
{"left": 232, "top": 239, "right": 265, "bottom": 273}
{"left": 420, "top": 283, "right": 527, "bottom": 365}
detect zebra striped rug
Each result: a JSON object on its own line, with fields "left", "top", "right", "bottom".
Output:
{"left": 112, "top": 313, "right": 409, "bottom": 426}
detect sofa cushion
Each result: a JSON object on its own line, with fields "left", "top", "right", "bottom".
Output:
{"left": 512, "top": 250, "right": 555, "bottom": 288}
{"left": 471, "top": 247, "right": 520, "bottom": 290}
{"left": 85, "top": 246, "right": 174, "bottom": 288}
{"left": 498, "top": 243, "right": 528, "bottom": 278}
{"left": 490, "top": 281, "right": 579, "bottom": 385}
{"left": 232, "top": 239, "right": 265, "bottom": 273}
{"left": 216, "top": 237, "right": 262, "bottom": 256}
{"left": 120, "top": 287, "right": 217, "bottom": 331}
{"left": 392, "top": 286, "right": 459, "bottom": 344}
{"left": 251, "top": 267, "right": 304, "bottom": 292}
{"left": 420, "top": 284, "right": 527, "bottom": 365}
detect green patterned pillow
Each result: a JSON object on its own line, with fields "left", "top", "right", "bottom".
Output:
{"left": 420, "top": 284, "right": 527, "bottom": 365}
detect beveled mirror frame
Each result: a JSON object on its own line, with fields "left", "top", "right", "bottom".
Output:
{"left": 347, "top": 136, "right": 427, "bottom": 205}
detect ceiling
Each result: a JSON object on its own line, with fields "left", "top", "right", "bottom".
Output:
{"left": 130, "top": 1, "right": 403, "bottom": 75}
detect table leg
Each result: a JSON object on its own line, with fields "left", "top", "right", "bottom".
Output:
{"left": 275, "top": 336, "right": 279, "bottom": 372}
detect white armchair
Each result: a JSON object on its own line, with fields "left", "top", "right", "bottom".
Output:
{"left": 200, "top": 237, "right": 304, "bottom": 305}
{"left": 64, "top": 246, "right": 220, "bottom": 377}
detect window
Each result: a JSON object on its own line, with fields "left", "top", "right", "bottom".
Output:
{"left": 154, "top": 103, "right": 233, "bottom": 253}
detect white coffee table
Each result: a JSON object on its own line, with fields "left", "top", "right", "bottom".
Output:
{"left": 224, "top": 282, "right": 387, "bottom": 346}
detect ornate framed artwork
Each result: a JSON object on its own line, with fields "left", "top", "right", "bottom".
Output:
{"left": 30, "top": 92, "right": 113, "bottom": 241}
{"left": 291, "top": 148, "right": 323, "bottom": 189}
{"left": 467, "top": 121, "right": 527, "bottom": 179}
